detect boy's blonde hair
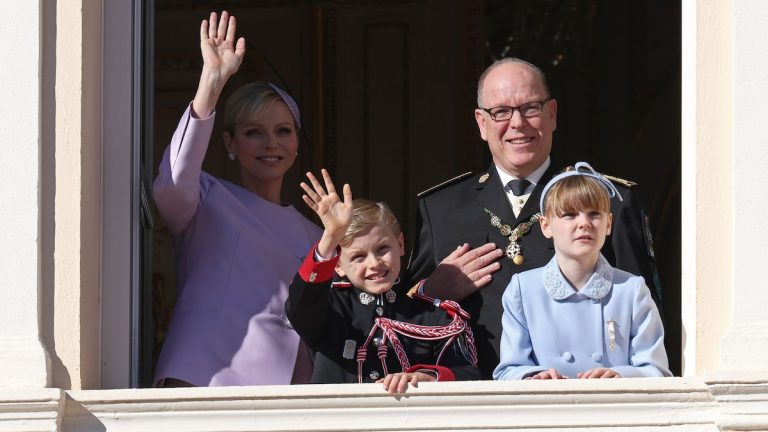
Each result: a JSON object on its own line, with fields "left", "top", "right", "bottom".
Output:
{"left": 542, "top": 174, "right": 611, "bottom": 218}
{"left": 340, "top": 199, "right": 401, "bottom": 247}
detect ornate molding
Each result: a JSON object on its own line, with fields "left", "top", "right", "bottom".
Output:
{"left": 2, "top": 377, "right": 767, "bottom": 431}
{"left": 53, "top": 378, "right": 764, "bottom": 431}
{"left": 706, "top": 372, "right": 768, "bottom": 431}
{"left": 0, "top": 389, "right": 63, "bottom": 432}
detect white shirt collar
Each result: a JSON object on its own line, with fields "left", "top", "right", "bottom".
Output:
{"left": 495, "top": 157, "right": 551, "bottom": 189}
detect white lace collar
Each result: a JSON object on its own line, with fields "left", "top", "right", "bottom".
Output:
{"left": 542, "top": 254, "right": 614, "bottom": 300}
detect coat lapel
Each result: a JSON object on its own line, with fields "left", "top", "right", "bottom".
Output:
{"left": 476, "top": 167, "right": 516, "bottom": 226}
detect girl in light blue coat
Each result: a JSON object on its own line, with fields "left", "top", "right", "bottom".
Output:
{"left": 493, "top": 162, "right": 671, "bottom": 380}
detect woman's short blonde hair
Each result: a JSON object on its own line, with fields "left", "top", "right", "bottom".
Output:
{"left": 340, "top": 199, "right": 401, "bottom": 247}
{"left": 542, "top": 175, "right": 611, "bottom": 217}
{"left": 222, "top": 82, "right": 299, "bottom": 134}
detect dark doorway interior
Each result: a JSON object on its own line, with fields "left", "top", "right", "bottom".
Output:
{"left": 144, "top": 0, "right": 681, "bottom": 386}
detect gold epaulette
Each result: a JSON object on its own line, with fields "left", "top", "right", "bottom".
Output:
{"left": 603, "top": 174, "right": 637, "bottom": 188}
{"left": 417, "top": 171, "right": 473, "bottom": 198}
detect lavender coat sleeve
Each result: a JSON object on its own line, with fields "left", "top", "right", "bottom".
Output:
{"left": 153, "top": 104, "right": 215, "bottom": 234}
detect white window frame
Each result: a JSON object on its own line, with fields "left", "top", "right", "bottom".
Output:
{"left": 101, "top": 0, "right": 146, "bottom": 388}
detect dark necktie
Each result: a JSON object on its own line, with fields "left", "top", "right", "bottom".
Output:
{"left": 508, "top": 178, "right": 531, "bottom": 196}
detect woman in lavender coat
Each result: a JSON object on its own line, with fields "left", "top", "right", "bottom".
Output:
{"left": 152, "top": 11, "right": 321, "bottom": 387}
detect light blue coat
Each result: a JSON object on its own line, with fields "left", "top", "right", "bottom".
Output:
{"left": 493, "top": 254, "right": 671, "bottom": 380}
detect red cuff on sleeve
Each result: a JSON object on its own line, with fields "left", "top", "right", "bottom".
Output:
{"left": 298, "top": 243, "right": 340, "bottom": 283}
{"left": 405, "top": 364, "right": 455, "bottom": 382}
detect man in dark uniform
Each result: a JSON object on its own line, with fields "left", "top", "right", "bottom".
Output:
{"left": 408, "top": 58, "right": 660, "bottom": 378}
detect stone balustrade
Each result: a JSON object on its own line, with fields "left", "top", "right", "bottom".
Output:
{"left": 2, "top": 374, "right": 767, "bottom": 431}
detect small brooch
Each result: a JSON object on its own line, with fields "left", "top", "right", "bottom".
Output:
{"left": 606, "top": 320, "right": 616, "bottom": 351}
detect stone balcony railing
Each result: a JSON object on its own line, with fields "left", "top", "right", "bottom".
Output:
{"left": 2, "top": 373, "right": 766, "bottom": 431}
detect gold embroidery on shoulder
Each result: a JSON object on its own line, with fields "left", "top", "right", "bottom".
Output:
{"left": 417, "top": 172, "right": 474, "bottom": 197}
{"left": 603, "top": 174, "right": 637, "bottom": 188}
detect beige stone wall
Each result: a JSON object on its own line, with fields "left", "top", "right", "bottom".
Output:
{"left": 722, "top": 0, "right": 768, "bottom": 372}
{"left": 50, "top": 0, "right": 103, "bottom": 390}
{"left": 681, "top": 0, "right": 735, "bottom": 375}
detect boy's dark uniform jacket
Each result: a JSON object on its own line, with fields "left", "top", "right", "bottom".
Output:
{"left": 408, "top": 162, "right": 661, "bottom": 379}
{"left": 286, "top": 250, "right": 481, "bottom": 384}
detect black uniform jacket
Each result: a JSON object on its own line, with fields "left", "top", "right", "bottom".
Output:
{"left": 286, "top": 249, "right": 481, "bottom": 384}
{"left": 408, "top": 162, "right": 660, "bottom": 378}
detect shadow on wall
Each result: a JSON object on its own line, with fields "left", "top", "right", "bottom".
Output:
{"left": 60, "top": 397, "right": 106, "bottom": 432}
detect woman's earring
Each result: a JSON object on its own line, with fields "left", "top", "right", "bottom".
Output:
{"left": 228, "top": 153, "right": 236, "bottom": 161}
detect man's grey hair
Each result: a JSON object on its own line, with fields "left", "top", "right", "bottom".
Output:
{"left": 476, "top": 58, "right": 550, "bottom": 107}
